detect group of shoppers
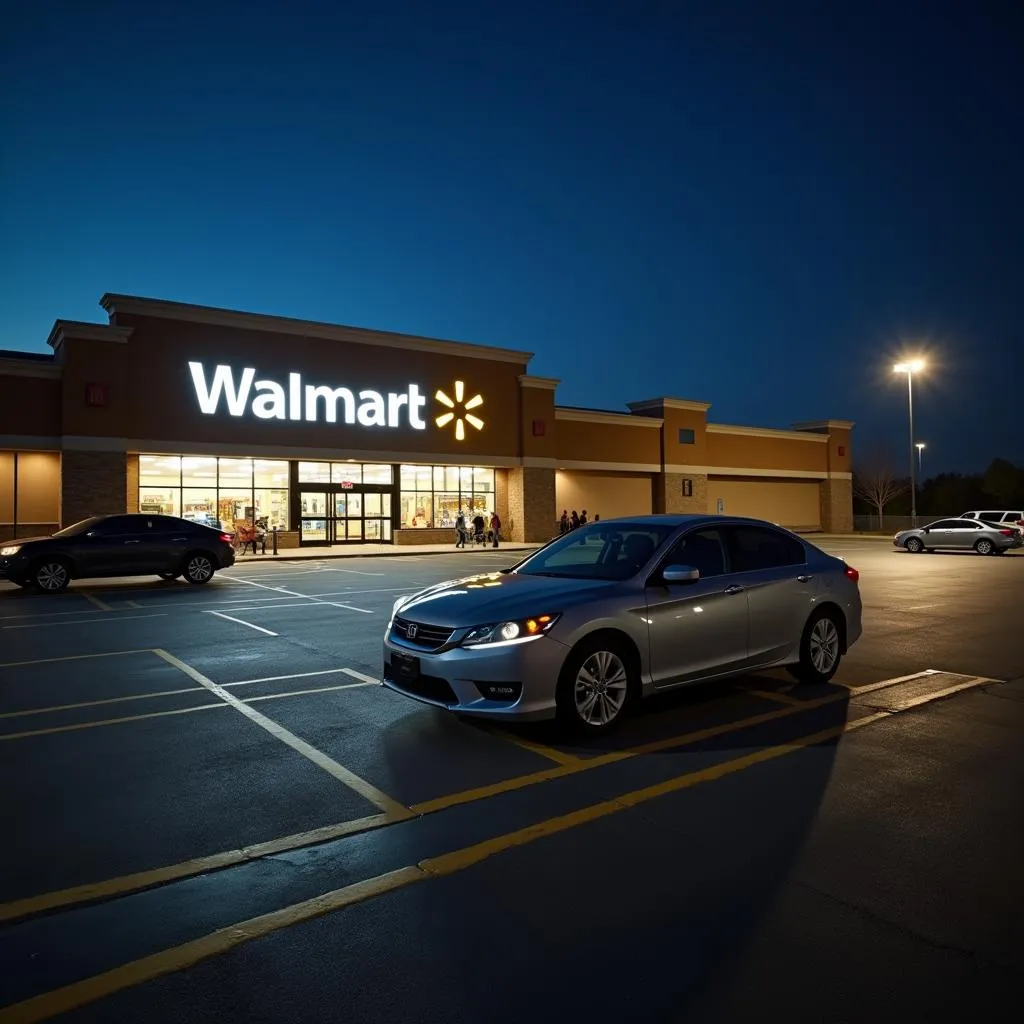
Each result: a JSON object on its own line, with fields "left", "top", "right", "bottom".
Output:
{"left": 454, "top": 509, "right": 502, "bottom": 548}
{"left": 559, "top": 509, "right": 596, "bottom": 534}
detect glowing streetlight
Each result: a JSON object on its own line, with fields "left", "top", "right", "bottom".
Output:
{"left": 915, "top": 441, "right": 926, "bottom": 475}
{"left": 893, "top": 359, "right": 926, "bottom": 525}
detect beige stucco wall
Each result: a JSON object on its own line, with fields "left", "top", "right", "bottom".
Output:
{"left": 706, "top": 477, "right": 822, "bottom": 530}
{"left": 555, "top": 471, "right": 653, "bottom": 522}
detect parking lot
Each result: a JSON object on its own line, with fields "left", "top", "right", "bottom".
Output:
{"left": 2, "top": 539, "right": 1022, "bottom": 1023}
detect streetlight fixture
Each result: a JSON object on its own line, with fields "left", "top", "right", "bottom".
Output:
{"left": 894, "top": 359, "right": 926, "bottom": 525}
{"left": 915, "top": 442, "right": 926, "bottom": 476}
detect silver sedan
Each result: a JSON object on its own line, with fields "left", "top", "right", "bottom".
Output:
{"left": 893, "top": 517, "right": 1023, "bottom": 555}
{"left": 382, "top": 514, "right": 863, "bottom": 734}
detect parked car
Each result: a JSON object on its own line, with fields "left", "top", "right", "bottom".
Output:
{"left": 893, "top": 517, "right": 1023, "bottom": 555}
{"left": 959, "top": 509, "right": 1024, "bottom": 536}
{"left": 382, "top": 514, "right": 863, "bottom": 734}
{"left": 0, "top": 514, "right": 236, "bottom": 592}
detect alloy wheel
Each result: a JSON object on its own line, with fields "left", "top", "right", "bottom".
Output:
{"left": 186, "top": 556, "right": 213, "bottom": 583}
{"left": 976, "top": 540, "right": 993, "bottom": 555}
{"left": 36, "top": 562, "right": 68, "bottom": 591}
{"left": 809, "top": 617, "right": 840, "bottom": 675}
{"left": 573, "top": 650, "right": 629, "bottom": 727}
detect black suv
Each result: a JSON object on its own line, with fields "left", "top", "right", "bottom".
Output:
{"left": 0, "top": 514, "right": 236, "bottom": 592}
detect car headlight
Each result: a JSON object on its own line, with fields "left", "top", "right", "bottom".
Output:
{"left": 387, "top": 595, "right": 409, "bottom": 629}
{"left": 0, "top": 545, "right": 21, "bottom": 557}
{"left": 461, "top": 614, "right": 561, "bottom": 649}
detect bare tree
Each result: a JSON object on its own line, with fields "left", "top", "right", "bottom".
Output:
{"left": 854, "top": 451, "right": 909, "bottom": 528}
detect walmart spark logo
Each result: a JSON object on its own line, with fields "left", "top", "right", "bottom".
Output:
{"left": 434, "top": 380, "right": 484, "bottom": 440}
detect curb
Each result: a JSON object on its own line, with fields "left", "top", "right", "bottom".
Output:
{"left": 235, "top": 544, "right": 541, "bottom": 564}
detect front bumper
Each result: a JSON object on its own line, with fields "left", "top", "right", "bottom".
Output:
{"left": 382, "top": 632, "right": 569, "bottom": 721}
{"left": 0, "top": 555, "right": 29, "bottom": 582}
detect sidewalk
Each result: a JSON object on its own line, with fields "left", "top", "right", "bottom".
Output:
{"left": 236, "top": 541, "right": 540, "bottom": 563}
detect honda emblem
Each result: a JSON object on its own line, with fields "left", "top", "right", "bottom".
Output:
{"left": 406, "top": 623, "right": 418, "bottom": 639}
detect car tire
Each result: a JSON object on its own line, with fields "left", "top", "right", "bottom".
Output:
{"left": 158, "top": 572, "right": 181, "bottom": 581}
{"left": 787, "top": 608, "right": 844, "bottom": 685}
{"left": 992, "top": 547, "right": 1006, "bottom": 555}
{"left": 904, "top": 537, "right": 924, "bottom": 553}
{"left": 556, "top": 634, "right": 638, "bottom": 735}
{"left": 32, "top": 558, "right": 71, "bottom": 593}
{"left": 974, "top": 539, "right": 994, "bottom": 556}
{"left": 182, "top": 552, "right": 216, "bottom": 585}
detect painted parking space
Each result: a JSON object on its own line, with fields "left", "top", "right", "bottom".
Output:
{"left": 0, "top": 694, "right": 385, "bottom": 905}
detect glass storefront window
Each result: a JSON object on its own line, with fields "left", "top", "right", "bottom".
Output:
{"left": 254, "top": 459, "right": 289, "bottom": 530}
{"left": 139, "top": 488, "right": 180, "bottom": 517}
{"left": 139, "top": 455, "right": 291, "bottom": 531}
{"left": 298, "top": 461, "right": 331, "bottom": 484}
{"left": 139, "top": 455, "right": 182, "bottom": 487}
{"left": 362, "top": 464, "right": 393, "bottom": 485}
{"left": 332, "top": 462, "right": 361, "bottom": 486}
{"left": 399, "top": 465, "right": 495, "bottom": 528}
{"left": 181, "top": 456, "right": 217, "bottom": 488}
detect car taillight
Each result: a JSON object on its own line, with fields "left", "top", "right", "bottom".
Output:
{"left": 999, "top": 529, "right": 1014, "bottom": 537}
{"left": 844, "top": 566, "right": 859, "bottom": 582}
{"left": 220, "top": 533, "right": 234, "bottom": 543}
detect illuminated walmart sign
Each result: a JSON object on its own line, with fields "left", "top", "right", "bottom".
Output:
{"left": 188, "top": 363, "right": 483, "bottom": 438}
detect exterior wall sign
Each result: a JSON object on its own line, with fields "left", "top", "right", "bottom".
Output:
{"left": 188, "top": 362, "right": 428, "bottom": 429}
{"left": 187, "top": 363, "right": 486, "bottom": 440}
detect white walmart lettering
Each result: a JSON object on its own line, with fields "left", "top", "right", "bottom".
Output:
{"left": 188, "top": 363, "right": 427, "bottom": 429}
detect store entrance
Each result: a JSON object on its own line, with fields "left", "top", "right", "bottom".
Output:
{"left": 297, "top": 486, "right": 394, "bottom": 546}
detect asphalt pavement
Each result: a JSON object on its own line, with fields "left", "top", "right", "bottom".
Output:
{"left": 0, "top": 539, "right": 1021, "bottom": 1023}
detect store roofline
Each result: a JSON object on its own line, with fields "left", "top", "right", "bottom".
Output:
{"left": 99, "top": 293, "right": 536, "bottom": 365}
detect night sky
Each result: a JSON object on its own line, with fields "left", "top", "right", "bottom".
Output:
{"left": 2, "top": 0, "right": 1021, "bottom": 474}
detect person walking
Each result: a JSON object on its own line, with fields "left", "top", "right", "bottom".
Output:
{"left": 489, "top": 510, "right": 502, "bottom": 547}
{"left": 559, "top": 510, "right": 569, "bottom": 534}
{"left": 455, "top": 509, "right": 466, "bottom": 548}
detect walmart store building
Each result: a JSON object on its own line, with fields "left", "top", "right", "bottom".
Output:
{"left": 0, "top": 294, "right": 854, "bottom": 546}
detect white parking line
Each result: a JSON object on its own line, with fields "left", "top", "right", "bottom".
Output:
{"left": 0, "top": 614, "right": 166, "bottom": 630}
{"left": 340, "top": 668, "right": 379, "bottom": 685}
{"left": 81, "top": 592, "right": 113, "bottom": 612}
{"left": 205, "top": 611, "right": 279, "bottom": 636}
{"left": 224, "top": 576, "right": 375, "bottom": 615}
{"left": 152, "top": 649, "right": 410, "bottom": 818}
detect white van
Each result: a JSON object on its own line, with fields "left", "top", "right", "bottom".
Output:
{"left": 961, "top": 509, "right": 1024, "bottom": 535}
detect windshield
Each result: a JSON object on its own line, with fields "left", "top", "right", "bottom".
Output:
{"left": 514, "top": 521, "right": 677, "bottom": 580}
{"left": 53, "top": 517, "right": 103, "bottom": 538}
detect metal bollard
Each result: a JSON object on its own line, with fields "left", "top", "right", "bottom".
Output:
{"left": 272, "top": 526, "right": 279, "bottom": 556}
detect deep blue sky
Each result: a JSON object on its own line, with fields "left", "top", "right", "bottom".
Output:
{"left": 2, "top": 0, "right": 1021, "bottom": 474}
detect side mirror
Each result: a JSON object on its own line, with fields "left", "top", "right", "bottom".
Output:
{"left": 662, "top": 564, "right": 700, "bottom": 583}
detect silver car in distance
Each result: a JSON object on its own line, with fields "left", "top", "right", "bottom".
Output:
{"left": 893, "top": 517, "right": 1023, "bottom": 555}
{"left": 382, "top": 515, "right": 863, "bottom": 734}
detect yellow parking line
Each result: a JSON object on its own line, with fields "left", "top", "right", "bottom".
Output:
{"left": 0, "top": 813, "right": 395, "bottom": 924}
{"left": 745, "top": 689, "right": 807, "bottom": 707}
{"left": 0, "top": 688, "right": 203, "bottom": 721}
{"left": 152, "top": 650, "right": 412, "bottom": 821}
{"left": 0, "top": 703, "right": 227, "bottom": 740}
{"left": 411, "top": 689, "right": 852, "bottom": 814}
{"left": 0, "top": 712, "right": 889, "bottom": 1024}
{"left": 0, "top": 681, "right": 377, "bottom": 723}
{"left": 0, "top": 649, "right": 155, "bottom": 669}
{"left": 0, "top": 686, "right": 843, "bottom": 920}
{"left": 482, "top": 725, "right": 582, "bottom": 766}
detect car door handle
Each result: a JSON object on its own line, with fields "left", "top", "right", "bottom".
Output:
{"left": 123, "top": 539, "right": 140, "bottom": 544}
{"left": 171, "top": 537, "right": 187, "bottom": 542}
{"left": 724, "top": 585, "right": 745, "bottom": 595}
{"left": 797, "top": 574, "right": 813, "bottom": 582}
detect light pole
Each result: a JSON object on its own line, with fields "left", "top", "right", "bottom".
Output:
{"left": 894, "top": 360, "right": 925, "bottom": 525}
{"left": 916, "top": 442, "right": 925, "bottom": 477}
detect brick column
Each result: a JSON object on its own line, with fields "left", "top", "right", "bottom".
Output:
{"left": 126, "top": 454, "right": 139, "bottom": 513}
{"left": 507, "top": 466, "right": 556, "bottom": 543}
{"left": 819, "top": 476, "right": 853, "bottom": 533}
{"left": 656, "top": 471, "right": 708, "bottom": 514}
{"left": 61, "top": 450, "right": 128, "bottom": 527}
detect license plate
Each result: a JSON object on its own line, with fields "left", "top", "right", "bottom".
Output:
{"left": 391, "top": 653, "right": 420, "bottom": 682}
